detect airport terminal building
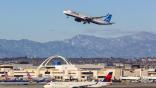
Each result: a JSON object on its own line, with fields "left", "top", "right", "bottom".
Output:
{"left": 0, "top": 55, "right": 121, "bottom": 81}
{"left": 0, "top": 55, "right": 156, "bottom": 82}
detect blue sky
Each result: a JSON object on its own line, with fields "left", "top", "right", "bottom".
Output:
{"left": 0, "top": 0, "right": 156, "bottom": 42}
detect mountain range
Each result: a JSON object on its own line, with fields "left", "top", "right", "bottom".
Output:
{"left": 0, "top": 31, "right": 156, "bottom": 58}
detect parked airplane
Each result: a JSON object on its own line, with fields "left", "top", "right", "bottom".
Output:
{"left": 120, "top": 76, "right": 156, "bottom": 83}
{"left": 0, "top": 72, "right": 48, "bottom": 84}
{"left": 63, "top": 9, "right": 114, "bottom": 25}
{"left": 26, "top": 72, "right": 49, "bottom": 83}
{"left": 44, "top": 72, "right": 113, "bottom": 88}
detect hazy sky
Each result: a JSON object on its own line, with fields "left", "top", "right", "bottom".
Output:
{"left": 0, "top": 0, "right": 156, "bottom": 42}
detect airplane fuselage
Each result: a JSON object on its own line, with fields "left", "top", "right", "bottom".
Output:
{"left": 63, "top": 10, "right": 114, "bottom": 25}
{"left": 44, "top": 81, "right": 112, "bottom": 88}
{"left": 91, "top": 19, "right": 113, "bottom": 25}
{"left": 63, "top": 10, "right": 87, "bottom": 22}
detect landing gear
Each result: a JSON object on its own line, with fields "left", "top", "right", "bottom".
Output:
{"left": 83, "top": 22, "right": 86, "bottom": 24}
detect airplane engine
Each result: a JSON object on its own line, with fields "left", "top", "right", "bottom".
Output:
{"left": 74, "top": 18, "right": 82, "bottom": 22}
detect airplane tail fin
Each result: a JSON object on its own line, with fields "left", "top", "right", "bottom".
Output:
{"left": 104, "top": 14, "right": 112, "bottom": 23}
{"left": 103, "top": 72, "right": 113, "bottom": 82}
{"left": 4, "top": 72, "right": 10, "bottom": 80}
{"left": 26, "top": 71, "right": 32, "bottom": 80}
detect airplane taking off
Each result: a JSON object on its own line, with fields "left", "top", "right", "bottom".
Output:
{"left": 63, "top": 9, "right": 114, "bottom": 25}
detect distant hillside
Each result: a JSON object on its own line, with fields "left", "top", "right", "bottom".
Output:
{"left": 0, "top": 31, "right": 156, "bottom": 58}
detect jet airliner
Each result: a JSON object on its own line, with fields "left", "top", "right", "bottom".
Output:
{"left": 63, "top": 9, "right": 114, "bottom": 25}
{"left": 44, "top": 72, "right": 113, "bottom": 88}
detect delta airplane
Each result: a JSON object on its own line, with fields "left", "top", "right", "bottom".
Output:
{"left": 44, "top": 72, "right": 113, "bottom": 88}
{"left": 63, "top": 9, "right": 114, "bottom": 25}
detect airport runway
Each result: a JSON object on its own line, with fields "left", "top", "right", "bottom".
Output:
{"left": 0, "top": 84, "right": 43, "bottom": 88}
{"left": 105, "top": 83, "right": 156, "bottom": 88}
{"left": 1, "top": 83, "right": 156, "bottom": 88}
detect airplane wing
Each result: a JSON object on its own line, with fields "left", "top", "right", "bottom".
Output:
{"left": 91, "top": 16, "right": 105, "bottom": 19}
{"left": 91, "top": 13, "right": 110, "bottom": 19}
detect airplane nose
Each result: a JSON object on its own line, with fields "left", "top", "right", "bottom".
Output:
{"left": 63, "top": 10, "right": 71, "bottom": 14}
{"left": 63, "top": 10, "right": 67, "bottom": 14}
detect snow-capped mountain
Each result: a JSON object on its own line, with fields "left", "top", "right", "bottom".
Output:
{"left": 0, "top": 31, "right": 156, "bottom": 58}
